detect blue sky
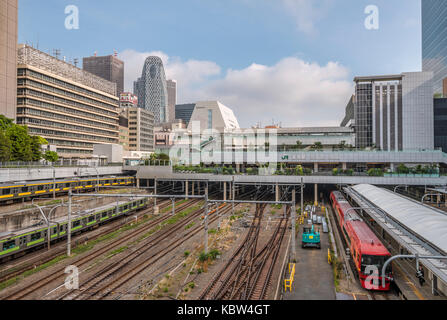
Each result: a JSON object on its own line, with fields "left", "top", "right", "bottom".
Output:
{"left": 18, "top": 0, "right": 423, "bottom": 127}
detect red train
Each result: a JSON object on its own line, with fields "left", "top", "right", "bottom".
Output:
{"left": 330, "top": 191, "right": 392, "bottom": 291}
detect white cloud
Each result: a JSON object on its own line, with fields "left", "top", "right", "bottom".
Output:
{"left": 203, "top": 57, "right": 354, "bottom": 127}
{"left": 119, "top": 49, "right": 353, "bottom": 127}
{"left": 281, "top": 0, "right": 334, "bottom": 34}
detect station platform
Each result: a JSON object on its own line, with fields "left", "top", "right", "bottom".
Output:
{"left": 283, "top": 208, "right": 336, "bottom": 300}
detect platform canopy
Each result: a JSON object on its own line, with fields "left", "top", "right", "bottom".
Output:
{"left": 352, "top": 184, "right": 447, "bottom": 254}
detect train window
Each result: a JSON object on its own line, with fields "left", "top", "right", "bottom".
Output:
{"left": 2, "top": 188, "right": 10, "bottom": 195}
{"left": 53, "top": 227, "right": 57, "bottom": 234}
{"left": 88, "top": 215, "right": 95, "bottom": 222}
{"left": 2, "top": 240, "right": 16, "bottom": 251}
{"left": 30, "top": 232, "right": 41, "bottom": 241}
{"left": 73, "top": 220, "right": 81, "bottom": 228}
{"left": 342, "top": 227, "right": 351, "bottom": 244}
{"left": 102, "top": 211, "right": 108, "bottom": 218}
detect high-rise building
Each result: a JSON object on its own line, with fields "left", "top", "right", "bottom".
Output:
{"left": 133, "top": 56, "right": 168, "bottom": 124}
{"left": 119, "top": 92, "right": 154, "bottom": 152}
{"left": 0, "top": 0, "right": 18, "bottom": 119}
{"left": 340, "top": 95, "right": 354, "bottom": 128}
{"left": 434, "top": 98, "right": 447, "bottom": 152}
{"left": 83, "top": 54, "right": 124, "bottom": 97}
{"left": 166, "top": 79, "right": 177, "bottom": 122}
{"left": 422, "top": 0, "right": 447, "bottom": 95}
{"left": 352, "top": 72, "right": 434, "bottom": 151}
{"left": 175, "top": 103, "right": 196, "bottom": 127}
{"left": 16, "top": 45, "right": 120, "bottom": 159}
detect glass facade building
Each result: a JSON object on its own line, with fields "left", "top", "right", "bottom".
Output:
{"left": 175, "top": 103, "right": 196, "bottom": 126}
{"left": 133, "top": 56, "right": 168, "bottom": 124}
{"left": 353, "top": 73, "right": 434, "bottom": 151}
{"left": 434, "top": 98, "right": 447, "bottom": 152}
{"left": 422, "top": 0, "right": 447, "bottom": 95}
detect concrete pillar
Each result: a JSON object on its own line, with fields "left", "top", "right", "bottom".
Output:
{"left": 314, "top": 163, "right": 319, "bottom": 173}
{"left": 236, "top": 163, "right": 240, "bottom": 173}
{"left": 275, "top": 183, "right": 279, "bottom": 202}
{"left": 390, "top": 163, "right": 395, "bottom": 172}
{"left": 186, "top": 181, "right": 189, "bottom": 200}
{"left": 137, "top": 178, "right": 140, "bottom": 188}
{"left": 437, "top": 194, "right": 441, "bottom": 206}
{"left": 192, "top": 181, "right": 195, "bottom": 196}
{"left": 314, "top": 184, "right": 318, "bottom": 206}
{"left": 223, "top": 182, "right": 227, "bottom": 201}
{"left": 342, "top": 163, "right": 347, "bottom": 171}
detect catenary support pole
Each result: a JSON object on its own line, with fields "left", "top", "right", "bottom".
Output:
{"left": 67, "top": 189, "right": 72, "bottom": 256}
{"left": 204, "top": 185, "right": 209, "bottom": 254}
{"left": 292, "top": 189, "right": 296, "bottom": 259}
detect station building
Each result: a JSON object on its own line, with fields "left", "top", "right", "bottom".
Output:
{"left": 16, "top": 44, "right": 120, "bottom": 160}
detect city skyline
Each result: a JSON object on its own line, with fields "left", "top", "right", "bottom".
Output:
{"left": 18, "top": 0, "right": 423, "bottom": 128}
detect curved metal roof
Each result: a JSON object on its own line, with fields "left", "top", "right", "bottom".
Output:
{"left": 352, "top": 184, "right": 447, "bottom": 254}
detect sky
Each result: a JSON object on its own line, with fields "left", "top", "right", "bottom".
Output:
{"left": 18, "top": 0, "right": 422, "bottom": 128}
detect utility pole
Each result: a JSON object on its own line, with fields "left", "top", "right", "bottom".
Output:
{"left": 204, "top": 186, "right": 209, "bottom": 254}
{"left": 232, "top": 176, "right": 235, "bottom": 215}
{"left": 291, "top": 189, "right": 296, "bottom": 258}
{"left": 67, "top": 189, "right": 72, "bottom": 256}
{"left": 52, "top": 166, "right": 56, "bottom": 200}
{"left": 300, "top": 178, "right": 304, "bottom": 218}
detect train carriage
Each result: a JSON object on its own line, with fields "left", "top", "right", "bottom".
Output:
{"left": 0, "top": 176, "right": 135, "bottom": 203}
{"left": 0, "top": 197, "right": 148, "bottom": 261}
{"left": 330, "top": 191, "right": 392, "bottom": 291}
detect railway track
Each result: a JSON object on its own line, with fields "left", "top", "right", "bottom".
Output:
{"left": 0, "top": 198, "right": 202, "bottom": 300}
{"left": 200, "top": 203, "right": 289, "bottom": 300}
{"left": 0, "top": 198, "right": 177, "bottom": 284}
{"left": 56, "top": 201, "right": 236, "bottom": 300}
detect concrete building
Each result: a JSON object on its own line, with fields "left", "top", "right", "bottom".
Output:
{"left": 83, "top": 54, "right": 124, "bottom": 97}
{"left": 353, "top": 72, "right": 434, "bottom": 151}
{"left": 118, "top": 92, "right": 153, "bottom": 152}
{"left": 422, "top": 0, "right": 447, "bottom": 95}
{"left": 166, "top": 79, "right": 177, "bottom": 122}
{"left": 123, "top": 106, "right": 154, "bottom": 152}
{"left": 134, "top": 56, "right": 168, "bottom": 124}
{"left": 0, "top": 0, "right": 18, "bottom": 119}
{"left": 93, "top": 143, "right": 123, "bottom": 163}
{"left": 187, "top": 101, "right": 240, "bottom": 132}
{"left": 16, "top": 44, "right": 120, "bottom": 160}
{"left": 175, "top": 103, "right": 196, "bottom": 126}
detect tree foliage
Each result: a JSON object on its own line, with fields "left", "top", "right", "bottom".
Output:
{"left": 0, "top": 115, "right": 53, "bottom": 162}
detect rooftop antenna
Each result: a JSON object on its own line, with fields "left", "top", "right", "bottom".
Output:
{"left": 73, "top": 58, "right": 79, "bottom": 67}
{"left": 53, "top": 49, "right": 61, "bottom": 60}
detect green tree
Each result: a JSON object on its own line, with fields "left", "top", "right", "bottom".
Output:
{"left": 6, "top": 124, "right": 33, "bottom": 161}
{"left": 296, "top": 140, "right": 303, "bottom": 150}
{"left": 44, "top": 150, "right": 59, "bottom": 163}
{"left": 30, "top": 136, "right": 48, "bottom": 161}
{"left": 0, "top": 130, "right": 11, "bottom": 161}
{"left": 311, "top": 142, "right": 323, "bottom": 151}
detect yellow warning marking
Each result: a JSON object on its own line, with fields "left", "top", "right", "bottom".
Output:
{"left": 0, "top": 194, "right": 14, "bottom": 199}
{"left": 19, "top": 192, "right": 31, "bottom": 196}
{"left": 35, "top": 190, "right": 46, "bottom": 194}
